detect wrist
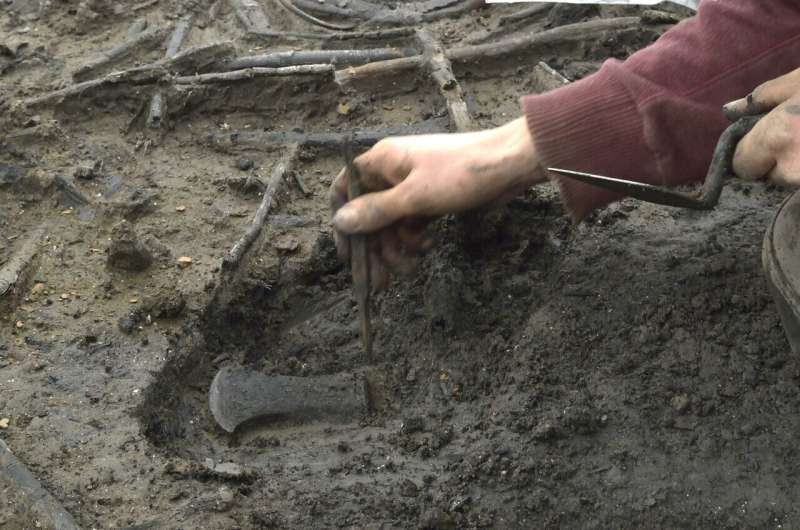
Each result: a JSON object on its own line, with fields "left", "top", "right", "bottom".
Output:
{"left": 486, "top": 117, "right": 545, "bottom": 189}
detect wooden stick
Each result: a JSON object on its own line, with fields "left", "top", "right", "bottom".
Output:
{"left": 149, "top": 15, "right": 194, "bottom": 128}
{"left": 335, "top": 17, "right": 640, "bottom": 85}
{"left": 165, "top": 15, "right": 194, "bottom": 58}
{"left": 224, "top": 47, "right": 413, "bottom": 70}
{"left": 21, "top": 42, "right": 234, "bottom": 108}
{"left": 174, "top": 64, "right": 333, "bottom": 84}
{"left": 245, "top": 26, "right": 413, "bottom": 44}
{"left": 498, "top": 3, "right": 552, "bottom": 25}
{"left": 0, "top": 439, "right": 80, "bottom": 530}
{"left": 421, "top": 0, "right": 485, "bottom": 22}
{"left": 222, "top": 145, "right": 298, "bottom": 271}
{"left": 0, "top": 226, "right": 45, "bottom": 313}
{"left": 447, "top": 16, "right": 640, "bottom": 63}
{"left": 73, "top": 25, "right": 171, "bottom": 82}
{"left": 229, "top": 0, "right": 270, "bottom": 32}
{"left": 276, "top": 0, "right": 356, "bottom": 31}
{"left": 416, "top": 29, "right": 472, "bottom": 133}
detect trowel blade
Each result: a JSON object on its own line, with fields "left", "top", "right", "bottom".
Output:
{"left": 208, "top": 366, "right": 371, "bottom": 433}
{"left": 548, "top": 168, "right": 707, "bottom": 209}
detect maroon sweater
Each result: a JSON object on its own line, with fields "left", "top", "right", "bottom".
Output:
{"left": 522, "top": 0, "right": 800, "bottom": 221}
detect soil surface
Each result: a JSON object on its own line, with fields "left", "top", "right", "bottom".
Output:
{"left": 2, "top": 1, "right": 799, "bottom": 529}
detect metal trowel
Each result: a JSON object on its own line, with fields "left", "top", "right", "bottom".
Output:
{"left": 548, "top": 115, "right": 762, "bottom": 210}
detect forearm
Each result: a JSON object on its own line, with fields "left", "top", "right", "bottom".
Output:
{"left": 522, "top": 0, "right": 800, "bottom": 221}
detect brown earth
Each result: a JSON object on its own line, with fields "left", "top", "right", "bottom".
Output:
{"left": 2, "top": 1, "right": 799, "bottom": 529}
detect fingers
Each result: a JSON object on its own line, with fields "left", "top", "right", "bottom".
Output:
{"left": 355, "top": 138, "right": 414, "bottom": 188}
{"left": 333, "top": 182, "right": 413, "bottom": 235}
{"left": 732, "top": 117, "right": 779, "bottom": 180}
{"left": 724, "top": 67, "right": 800, "bottom": 121}
{"left": 330, "top": 167, "right": 351, "bottom": 262}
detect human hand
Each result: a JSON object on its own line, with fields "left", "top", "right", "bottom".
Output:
{"left": 723, "top": 67, "right": 800, "bottom": 186}
{"left": 330, "top": 117, "right": 544, "bottom": 289}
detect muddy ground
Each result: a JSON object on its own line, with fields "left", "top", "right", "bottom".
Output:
{"left": 2, "top": 1, "right": 799, "bottom": 529}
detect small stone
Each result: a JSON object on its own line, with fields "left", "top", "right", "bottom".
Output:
{"left": 236, "top": 158, "right": 254, "bottom": 171}
{"left": 0, "top": 418, "right": 8, "bottom": 429}
{"left": 175, "top": 205, "right": 186, "bottom": 212}
{"left": 337, "top": 101, "right": 351, "bottom": 115}
{"left": 60, "top": 293, "right": 70, "bottom": 300}
{"left": 30, "top": 283, "right": 45, "bottom": 297}
{"left": 177, "top": 256, "right": 193, "bottom": 269}
{"left": 74, "top": 160, "right": 103, "bottom": 180}
{"left": 15, "top": 320, "right": 24, "bottom": 329}
{"left": 671, "top": 394, "right": 690, "bottom": 413}
{"left": 399, "top": 479, "right": 418, "bottom": 497}
{"left": 400, "top": 416, "right": 424, "bottom": 435}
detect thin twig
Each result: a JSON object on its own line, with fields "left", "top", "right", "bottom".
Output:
{"left": 224, "top": 47, "right": 413, "bottom": 70}
{"left": 222, "top": 145, "right": 298, "bottom": 271}
{"left": 246, "top": 27, "right": 413, "bottom": 43}
{"left": 174, "top": 64, "right": 333, "bottom": 84}
{"left": 416, "top": 29, "right": 472, "bottom": 132}
{"left": 276, "top": 0, "right": 356, "bottom": 31}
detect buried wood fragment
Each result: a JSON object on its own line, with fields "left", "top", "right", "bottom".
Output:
{"left": 224, "top": 48, "right": 415, "bottom": 70}
{"left": 174, "top": 64, "right": 333, "bottom": 84}
{"left": 498, "top": 2, "right": 553, "bottom": 25}
{"left": 420, "top": 0, "right": 486, "bottom": 22}
{"left": 335, "top": 17, "right": 641, "bottom": 85}
{"left": 276, "top": 0, "right": 356, "bottom": 31}
{"left": 246, "top": 27, "right": 414, "bottom": 44}
{"left": 20, "top": 41, "right": 235, "bottom": 108}
{"left": 416, "top": 29, "right": 473, "bottom": 133}
{"left": 230, "top": 0, "right": 270, "bottom": 32}
{"left": 73, "top": 25, "right": 172, "bottom": 82}
{"left": 126, "top": 17, "right": 149, "bottom": 39}
{"left": 222, "top": 145, "right": 299, "bottom": 272}
{"left": 0, "top": 226, "right": 45, "bottom": 314}
{"left": 0, "top": 439, "right": 80, "bottom": 530}
{"left": 148, "top": 14, "right": 194, "bottom": 128}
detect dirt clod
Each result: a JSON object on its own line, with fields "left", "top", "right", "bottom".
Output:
{"left": 107, "top": 221, "right": 153, "bottom": 271}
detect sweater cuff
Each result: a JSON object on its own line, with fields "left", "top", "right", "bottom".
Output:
{"left": 521, "top": 63, "right": 659, "bottom": 222}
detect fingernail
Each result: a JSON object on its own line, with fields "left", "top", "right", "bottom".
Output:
{"left": 333, "top": 205, "right": 357, "bottom": 233}
{"left": 722, "top": 98, "right": 745, "bottom": 121}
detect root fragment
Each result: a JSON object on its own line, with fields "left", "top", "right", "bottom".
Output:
{"left": 222, "top": 145, "right": 298, "bottom": 272}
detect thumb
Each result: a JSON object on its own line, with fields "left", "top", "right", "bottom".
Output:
{"left": 333, "top": 184, "right": 411, "bottom": 234}
{"left": 724, "top": 67, "right": 800, "bottom": 121}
